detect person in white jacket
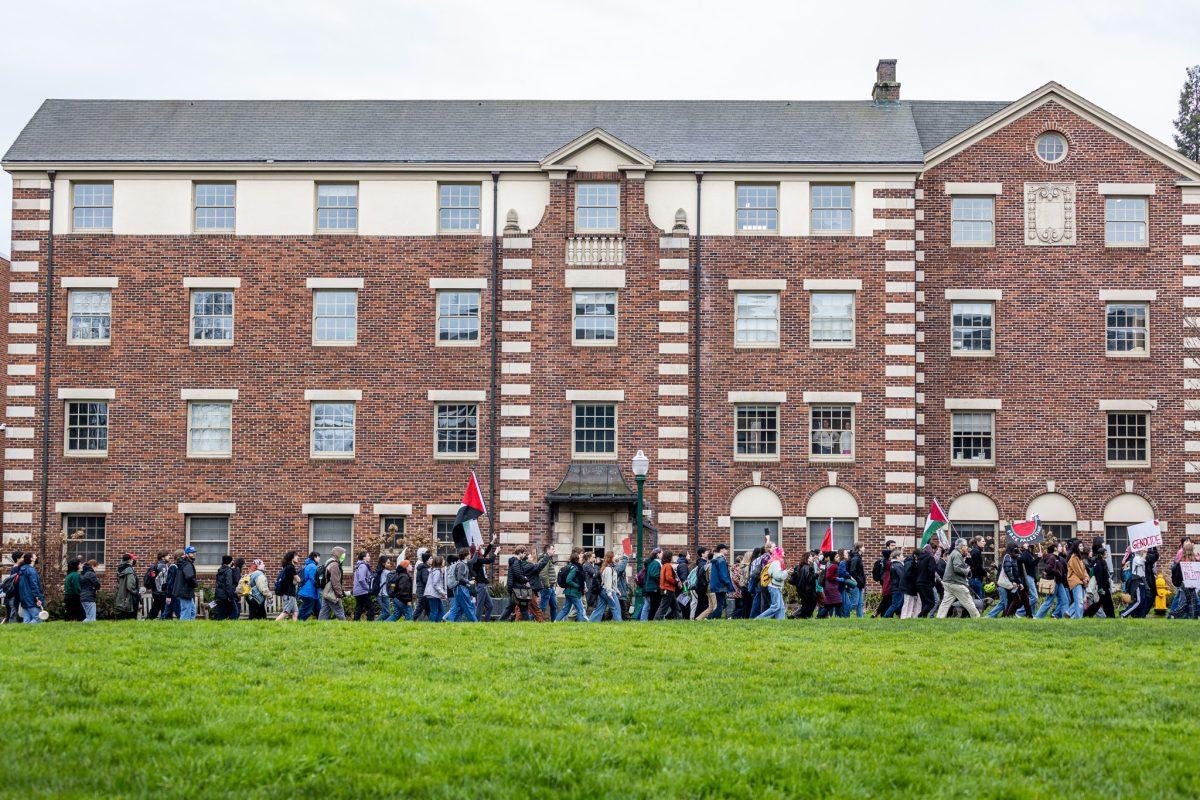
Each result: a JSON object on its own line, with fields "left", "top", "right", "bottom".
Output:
{"left": 588, "top": 551, "right": 625, "bottom": 621}
{"left": 754, "top": 548, "right": 791, "bottom": 620}
{"left": 422, "top": 556, "right": 448, "bottom": 622}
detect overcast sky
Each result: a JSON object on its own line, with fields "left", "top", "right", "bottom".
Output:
{"left": 3, "top": 0, "right": 1198, "bottom": 257}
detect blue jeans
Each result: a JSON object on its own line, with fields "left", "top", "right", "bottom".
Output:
{"left": 1071, "top": 584, "right": 1086, "bottom": 619}
{"left": 711, "top": 592, "right": 727, "bottom": 619}
{"left": 393, "top": 601, "right": 412, "bottom": 621}
{"left": 539, "top": 587, "right": 558, "bottom": 620}
{"left": 986, "top": 586, "right": 1009, "bottom": 617}
{"left": 426, "top": 597, "right": 444, "bottom": 622}
{"left": 968, "top": 578, "right": 983, "bottom": 600}
{"left": 376, "top": 596, "right": 395, "bottom": 621}
{"left": 160, "top": 597, "right": 180, "bottom": 620}
{"left": 755, "top": 586, "right": 786, "bottom": 619}
{"left": 749, "top": 587, "right": 763, "bottom": 619}
{"left": 555, "top": 594, "right": 589, "bottom": 622}
{"left": 884, "top": 591, "right": 904, "bottom": 618}
{"left": 449, "top": 585, "right": 477, "bottom": 622}
{"left": 843, "top": 587, "right": 863, "bottom": 618}
{"left": 178, "top": 598, "right": 197, "bottom": 620}
{"left": 82, "top": 601, "right": 97, "bottom": 622}
{"left": 589, "top": 590, "right": 622, "bottom": 621}
{"left": 21, "top": 605, "right": 42, "bottom": 623}
{"left": 1035, "top": 584, "right": 1070, "bottom": 618}
{"left": 638, "top": 594, "right": 651, "bottom": 620}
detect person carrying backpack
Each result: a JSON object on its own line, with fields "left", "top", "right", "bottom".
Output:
{"left": 554, "top": 549, "right": 590, "bottom": 622}
{"left": 391, "top": 560, "right": 415, "bottom": 621}
{"left": 145, "top": 551, "right": 169, "bottom": 621}
{"left": 231, "top": 558, "right": 247, "bottom": 621}
{"left": 63, "top": 558, "right": 84, "bottom": 622}
{"left": 351, "top": 551, "right": 375, "bottom": 621}
{"left": 318, "top": 547, "right": 348, "bottom": 620}
{"left": 2, "top": 551, "right": 24, "bottom": 624}
{"left": 212, "top": 555, "right": 237, "bottom": 620}
{"left": 16, "top": 552, "right": 45, "bottom": 623}
{"left": 413, "top": 549, "right": 431, "bottom": 621}
{"left": 298, "top": 551, "right": 321, "bottom": 621}
{"left": 707, "top": 544, "right": 733, "bottom": 619}
{"left": 79, "top": 559, "right": 102, "bottom": 622}
{"left": 654, "top": 550, "right": 681, "bottom": 620}
{"left": 159, "top": 552, "right": 180, "bottom": 620}
{"left": 469, "top": 536, "right": 498, "bottom": 622}
{"left": 114, "top": 553, "right": 140, "bottom": 619}
{"left": 422, "top": 555, "right": 448, "bottom": 622}
{"left": 247, "top": 559, "right": 272, "bottom": 620}
{"left": 274, "top": 551, "right": 299, "bottom": 621}
{"left": 845, "top": 542, "right": 867, "bottom": 618}
{"left": 375, "top": 555, "right": 396, "bottom": 622}
{"left": 444, "top": 549, "right": 478, "bottom": 623}
{"left": 882, "top": 547, "right": 906, "bottom": 618}
{"left": 754, "top": 548, "right": 791, "bottom": 619}
{"left": 174, "top": 547, "right": 199, "bottom": 620}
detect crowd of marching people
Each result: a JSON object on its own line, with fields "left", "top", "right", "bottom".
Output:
{"left": 2, "top": 531, "right": 1198, "bottom": 623}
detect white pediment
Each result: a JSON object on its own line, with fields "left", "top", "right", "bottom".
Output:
{"left": 540, "top": 128, "right": 654, "bottom": 171}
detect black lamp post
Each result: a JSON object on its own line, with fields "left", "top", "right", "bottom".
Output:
{"left": 631, "top": 449, "right": 649, "bottom": 619}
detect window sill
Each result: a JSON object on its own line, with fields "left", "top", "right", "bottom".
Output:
{"left": 809, "top": 230, "right": 854, "bottom": 237}
{"left": 950, "top": 462, "right": 995, "bottom": 469}
{"left": 69, "top": 229, "right": 113, "bottom": 235}
{"left": 434, "top": 453, "right": 480, "bottom": 461}
{"left": 735, "top": 230, "right": 780, "bottom": 237}
{"left": 1105, "top": 352, "right": 1150, "bottom": 359}
{"left": 190, "top": 341, "right": 235, "bottom": 348}
{"left": 1104, "top": 243, "right": 1149, "bottom": 249}
{"left": 193, "top": 230, "right": 236, "bottom": 235}
{"left": 571, "top": 454, "right": 618, "bottom": 462}
{"left": 67, "top": 340, "right": 111, "bottom": 347}
{"left": 311, "top": 454, "right": 356, "bottom": 461}
{"left": 312, "top": 341, "right": 359, "bottom": 348}
{"left": 733, "top": 343, "right": 781, "bottom": 350}
{"left": 316, "top": 229, "right": 359, "bottom": 236}
{"left": 810, "top": 342, "right": 856, "bottom": 350}
{"left": 950, "top": 242, "right": 995, "bottom": 249}
{"left": 573, "top": 340, "right": 618, "bottom": 348}
{"left": 734, "top": 454, "right": 780, "bottom": 463}
{"left": 951, "top": 351, "right": 995, "bottom": 358}
{"left": 809, "top": 455, "right": 855, "bottom": 463}
{"left": 1106, "top": 462, "right": 1151, "bottom": 470}
{"left": 186, "top": 454, "right": 231, "bottom": 460}
{"left": 437, "top": 230, "right": 484, "bottom": 236}
{"left": 573, "top": 230, "right": 622, "bottom": 236}
{"left": 64, "top": 452, "right": 108, "bottom": 459}
{"left": 435, "top": 340, "right": 482, "bottom": 348}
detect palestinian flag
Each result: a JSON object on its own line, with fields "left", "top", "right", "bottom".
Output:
{"left": 819, "top": 518, "right": 834, "bottom": 553}
{"left": 451, "top": 471, "right": 487, "bottom": 550}
{"left": 1005, "top": 516, "right": 1044, "bottom": 545}
{"left": 921, "top": 499, "right": 950, "bottom": 548}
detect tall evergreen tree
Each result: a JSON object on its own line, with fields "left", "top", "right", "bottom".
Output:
{"left": 1175, "top": 65, "right": 1200, "bottom": 162}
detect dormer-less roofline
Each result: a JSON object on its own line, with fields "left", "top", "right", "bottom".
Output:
{"left": 923, "top": 81, "right": 1200, "bottom": 181}
{"left": 539, "top": 127, "right": 656, "bottom": 170}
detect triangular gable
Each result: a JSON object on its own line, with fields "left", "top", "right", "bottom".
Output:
{"left": 924, "top": 81, "right": 1200, "bottom": 181}
{"left": 540, "top": 127, "right": 655, "bottom": 169}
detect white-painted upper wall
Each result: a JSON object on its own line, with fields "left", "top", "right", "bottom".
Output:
{"left": 559, "top": 141, "right": 628, "bottom": 172}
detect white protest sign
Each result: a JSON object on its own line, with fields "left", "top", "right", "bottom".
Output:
{"left": 1182, "top": 562, "right": 1200, "bottom": 590}
{"left": 1127, "top": 520, "right": 1163, "bottom": 551}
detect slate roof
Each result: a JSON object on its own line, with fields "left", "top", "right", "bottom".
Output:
{"left": 2, "top": 98, "right": 1009, "bottom": 165}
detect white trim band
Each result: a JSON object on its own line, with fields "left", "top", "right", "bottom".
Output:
{"left": 945, "top": 289, "right": 1003, "bottom": 301}
{"left": 728, "top": 279, "right": 787, "bottom": 291}
{"left": 944, "top": 398, "right": 1003, "bottom": 410}
{"left": 1097, "top": 183, "right": 1156, "bottom": 195}
{"left": 177, "top": 502, "right": 236, "bottom": 515}
{"left": 566, "top": 390, "right": 625, "bottom": 402}
{"left": 302, "top": 503, "right": 361, "bottom": 515}
{"left": 57, "top": 388, "right": 115, "bottom": 400}
{"left": 306, "top": 278, "right": 364, "bottom": 290}
{"left": 426, "top": 504, "right": 460, "bottom": 516}
{"left": 565, "top": 270, "right": 625, "bottom": 288}
{"left": 55, "top": 502, "right": 113, "bottom": 514}
{"left": 427, "top": 390, "right": 486, "bottom": 402}
{"left": 728, "top": 391, "right": 787, "bottom": 403}
{"left": 803, "top": 279, "right": 862, "bottom": 291}
{"left": 1099, "top": 289, "right": 1156, "bottom": 302}
{"left": 372, "top": 504, "right": 413, "bottom": 516}
{"left": 183, "top": 277, "right": 242, "bottom": 289}
{"left": 429, "top": 278, "right": 488, "bottom": 290}
{"left": 944, "top": 182, "right": 1003, "bottom": 195}
{"left": 1098, "top": 399, "right": 1158, "bottom": 411}
{"left": 803, "top": 391, "right": 862, "bottom": 404}
{"left": 60, "top": 277, "right": 119, "bottom": 288}
{"left": 180, "top": 389, "right": 239, "bottom": 401}
{"left": 305, "top": 390, "right": 362, "bottom": 402}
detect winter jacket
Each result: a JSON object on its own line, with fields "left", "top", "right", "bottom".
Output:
{"left": 942, "top": 549, "right": 970, "bottom": 587}
{"left": 277, "top": 563, "right": 297, "bottom": 597}
{"left": 1002, "top": 554, "right": 1023, "bottom": 585}
{"left": 1067, "top": 555, "right": 1088, "bottom": 590}
{"left": 162, "top": 563, "right": 178, "bottom": 596}
{"left": 847, "top": 552, "right": 866, "bottom": 588}
{"left": 423, "top": 567, "right": 447, "bottom": 600}
{"left": 216, "top": 565, "right": 237, "bottom": 602}
{"left": 172, "top": 559, "right": 197, "bottom": 600}
{"left": 393, "top": 568, "right": 414, "bottom": 603}
{"left": 766, "top": 560, "right": 791, "bottom": 590}
{"left": 794, "top": 563, "right": 817, "bottom": 601}
{"left": 1018, "top": 549, "right": 1038, "bottom": 581}
{"left": 298, "top": 559, "right": 319, "bottom": 600}
{"left": 659, "top": 560, "right": 679, "bottom": 594}
{"left": 64, "top": 571, "right": 81, "bottom": 598}
{"left": 377, "top": 568, "right": 394, "bottom": 598}
{"left": 537, "top": 558, "right": 555, "bottom": 592}
{"left": 320, "top": 558, "right": 345, "bottom": 601}
{"left": 447, "top": 560, "right": 471, "bottom": 592}
{"left": 1042, "top": 553, "right": 1067, "bottom": 586}
{"left": 709, "top": 555, "right": 733, "bottom": 593}
{"left": 114, "top": 562, "right": 139, "bottom": 613}
{"left": 900, "top": 554, "right": 919, "bottom": 594}
{"left": 644, "top": 559, "right": 662, "bottom": 593}
{"left": 968, "top": 546, "right": 986, "bottom": 580}
{"left": 18, "top": 564, "right": 44, "bottom": 608}
{"left": 415, "top": 562, "right": 430, "bottom": 595}
{"left": 915, "top": 548, "right": 937, "bottom": 588}
{"left": 582, "top": 561, "right": 600, "bottom": 598}
{"left": 821, "top": 563, "right": 843, "bottom": 605}
{"left": 352, "top": 560, "right": 373, "bottom": 596}
{"left": 469, "top": 544, "right": 496, "bottom": 585}
{"left": 563, "top": 564, "right": 585, "bottom": 599}
{"left": 888, "top": 557, "right": 905, "bottom": 596}
{"left": 250, "top": 570, "right": 271, "bottom": 603}
{"left": 79, "top": 565, "right": 101, "bottom": 604}
{"left": 1090, "top": 553, "right": 1112, "bottom": 592}
{"left": 692, "top": 558, "right": 709, "bottom": 594}
{"left": 601, "top": 563, "right": 619, "bottom": 594}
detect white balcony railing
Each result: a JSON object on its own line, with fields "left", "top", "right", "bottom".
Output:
{"left": 566, "top": 236, "right": 625, "bottom": 266}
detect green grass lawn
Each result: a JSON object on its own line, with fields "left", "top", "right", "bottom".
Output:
{"left": 1, "top": 620, "right": 1197, "bottom": 799}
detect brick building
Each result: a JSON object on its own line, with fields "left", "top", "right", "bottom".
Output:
{"left": 3, "top": 61, "right": 1199, "bottom": 582}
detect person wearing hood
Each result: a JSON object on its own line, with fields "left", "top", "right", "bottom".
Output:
{"left": 1000, "top": 545, "right": 1034, "bottom": 617}
{"left": 213, "top": 555, "right": 238, "bottom": 620}
{"left": 247, "top": 559, "right": 272, "bottom": 619}
{"left": 319, "top": 546, "right": 348, "bottom": 620}
{"left": 915, "top": 544, "right": 938, "bottom": 618}
{"left": 883, "top": 547, "right": 906, "bottom": 618}
{"left": 298, "top": 551, "right": 321, "bottom": 621}
{"left": 351, "top": 550, "right": 375, "bottom": 621}
{"left": 706, "top": 544, "right": 733, "bottom": 619}
{"left": 1083, "top": 538, "right": 1115, "bottom": 618}
{"left": 275, "top": 551, "right": 300, "bottom": 621}
{"left": 391, "top": 559, "right": 415, "bottom": 621}
{"left": 79, "top": 559, "right": 102, "bottom": 622}
{"left": 145, "top": 551, "right": 169, "bottom": 620}
{"left": 445, "top": 549, "right": 478, "bottom": 623}
{"left": 114, "top": 553, "right": 140, "bottom": 619}
{"left": 754, "top": 548, "right": 791, "bottom": 619}
{"left": 173, "top": 547, "right": 199, "bottom": 620}
{"left": 17, "top": 552, "right": 45, "bottom": 623}
{"left": 413, "top": 548, "right": 431, "bottom": 621}
{"left": 936, "top": 539, "right": 980, "bottom": 618}
{"left": 63, "top": 558, "right": 84, "bottom": 621}
{"left": 469, "top": 535, "right": 498, "bottom": 622}
{"left": 1121, "top": 548, "right": 1150, "bottom": 618}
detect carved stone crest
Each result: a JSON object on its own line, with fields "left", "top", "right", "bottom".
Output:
{"left": 1025, "top": 182, "right": 1075, "bottom": 246}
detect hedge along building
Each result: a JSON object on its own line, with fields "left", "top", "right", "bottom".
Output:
{"left": 2, "top": 60, "right": 1199, "bottom": 583}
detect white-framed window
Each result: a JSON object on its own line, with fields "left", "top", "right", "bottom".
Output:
{"left": 63, "top": 515, "right": 106, "bottom": 565}
{"left": 67, "top": 289, "right": 111, "bottom": 345}
{"left": 435, "top": 403, "right": 478, "bottom": 458}
{"left": 1105, "top": 197, "right": 1147, "bottom": 246}
{"left": 951, "top": 301, "right": 994, "bottom": 356}
{"left": 64, "top": 400, "right": 108, "bottom": 457}
{"left": 186, "top": 515, "right": 229, "bottom": 568}
{"left": 1035, "top": 132, "right": 1067, "bottom": 164}
{"left": 575, "top": 183, "right": 620, "bottom": 233}
{"left": 380, "top": 516, "right": 406, "bottom": 550}
{"left": 1106, "top": 302, "right": 1148, "bottom": 356}
{"left": 951, "top": 411, "right": 994, "bottom": 466}
{"left": 734, "top": 405, "right": 778, "bottom": 460}
{"left": 433, "top": 517, "right": 458, "bottom": 557}
{"left": 190, "top": 290, "right": 234, "bottom": 345}
{"left": 810, "top": 292, "right": 855, "bottom": 347}
{"left": 573, "top": 290, "right": 617, "bottom": 345}
{"left": 71, "top": 182, "right": 113, "bottom": 231}
{"left": 311, "top": 401, "right": 355, "bottom": 458}
{"left": 310, "top": 516, "right": 353, "bottom": 558}
{"left": 811, "top": 184, "right": 853, "bottom": 234}
{"left": 438, "top": 183, "right": 481, "bottom": 232}
{"left": 734, "top": 292, "right": 779, "bottom": 348}
{"left": 951, "top": 197, "right": 994, "bottom": 246}
{"left": 810, "top": 404, "right": 854, "bottom": 461}
{"left": 316, "top": 183, "right": 358, "bottom": 232}
{"left": 736, "top": 184, "right": 779, "bottom": 233}
{"left": 187, "top": 401, "right": 232, "bottom": 458}
{"left": 312, "top": 289, "right": 358, "bottom": 345}
{"left": 572, "top": 403, "right": 616, "bottom": 459}
{"left": 194, "top": 182, "right": 236, "bottom": 231}
{"left": 733, "top": 519, "right": 779, "bottom": 560}
{"left": 807, "top": 518, "right": 856, "bottom": 551}
{"left": 1106, "top": 412, "right": 1149, "bottom": 467}
{"left": 436, "top": 290, "right": 480, "bottom": 345}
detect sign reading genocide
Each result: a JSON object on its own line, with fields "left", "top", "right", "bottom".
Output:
{"left": 1127, "top": 520, "right": 1163, "bottom": 552}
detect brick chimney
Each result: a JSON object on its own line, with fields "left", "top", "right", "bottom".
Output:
{"left": 872, "top": 59, "right": 900, "bottom": 102}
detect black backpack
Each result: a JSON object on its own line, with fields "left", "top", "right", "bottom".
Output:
{"left": 556, "top": 564, "right": 572, "bottom": 589}
{"left": 1, "top": 571, "right": 17, "bottom": 598}
{"left": 1171, "top": 560, "right": 1184, "bottom": 589}
{"left": 369, "top": 568, "right": 382, "bottom": 596}
{"left": 872, "top": 558, "right": 884, "bottom": 583}
{"left": 143, "top": 567, "right": 158, "bottom": 592}
{"left": 315, "top": 559, "right": 334, "bottom": 590}
{"left": 274, "top": 567, "right": 288, "bottom": 594}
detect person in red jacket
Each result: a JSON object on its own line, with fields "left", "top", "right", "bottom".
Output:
{"left": 817, "top": 551, "right": 844, "bottom": 618}
{"left": 655, "top": 550, "right": 680, "bottom": 619}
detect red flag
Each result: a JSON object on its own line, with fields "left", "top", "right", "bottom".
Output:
{"left": 819, "top": 517, "right": 833, "bottom": 553}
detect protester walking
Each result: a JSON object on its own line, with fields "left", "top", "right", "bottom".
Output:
{"left": 80, "top": 559, "right": 102, "bottom": 622}
{"left": 351, "top": 551, "right": 375, "bottom": 621}
{"left": 883, "top": 547, "right": 906, "bottom": 618}
{"left": 505, "top": 546, "right": 544, "bottom": 621}
{"left": 63, "top": 559, "right": 84, "bottom": 621}
{"left": 900, "top": 548, "right": 921, "bottom": 618}
{"left": 968, "top": 536, "right": 987, "bottom": 600}
{"left": 915, "top": 544, "right": 938, "bottom": 617}
{"left": 845, "top": 543, "right": 866, "bottom": 618}
{"left": 298, "top": 551, "right": 321, "bottom": 621}
{"left": 391, "top": 560, "right": 415, "bottom": 621}
{"left": 818, "top": 551, "right": 845, "bottom": 618}
{"left": 213, "top": 555, "right": 237, "bottom": 620}
{"left": 537, "top": 545, "right": 558, "bottom": 621}
{"left": 231, "top": 557, "right": 246, "bottom": 620}
{"left": 1121, "top": 548, "right": 1151, "bottom": 618}
{"left": 446, "top": 549, "right": 478, "bottom": 622}
{"left": 159, "top": 553, "right": 180, "bottom": 620}
{"left": 470, "top": 535, "right": 498, "bottom": 621}
{"left": 114, "top": 554, "right": 139, "bottom": 619}
{"left": 1173, "top": 541, "right": 1197, "bottom": 619}
{"left": 936, "top": 539, "right": 980, "bottom": 617}
{"left": 1066, "top": 540, "right": 1088, "bottom": 619}
{"left": 708, "top": 544, "right": 733, "bottom": 619}
{"left": 1034, "top": 542, "right": 1071, "bottom": 619}
{"left": 318, "top": 546, "right": 348, "bottom": 621}
{"left": 247, "top": 559, "right": 271, "bottom": 619}
{"left": 146, "top": 552, "right": 169, "bottom": 620}
{"left": 589, "top": 550, "right": 624, "bottom": 621}
{"left": 1083, "top": 538, "right": 1116, "bottom": 618}
{"left": 1000, "top": 545, "right": 1034, "bottom": 617}
{"left": 872, "top": 542, "right": 893, "bottom": 618}
{"left": 641, "top": 549, "right": 663, "bottom": 621}
{"left": 413, "top": 549, "right": 432, "bottom": 621}
{"left": 423, "top": 555, "right": 447, "bottom": 622}
{"left": 754, "top": 548, "right": 791, "bottom": 619}
{"left": 555, "top": 549, "right": 589, "bottom": 622}
{"left": 690, "top": 547, "right": 714, "bottom": 619}
{"left": 274, "top": 551, "right": 299, "bottom": 621}
{"left": 17, "top": 552, "right": 45, "bottom": 623}
{"left": 788, "top": 551, "right": 819, "bottom": 619}
{"left": 375, "top": 555, "right": 396, "bottom": 622}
